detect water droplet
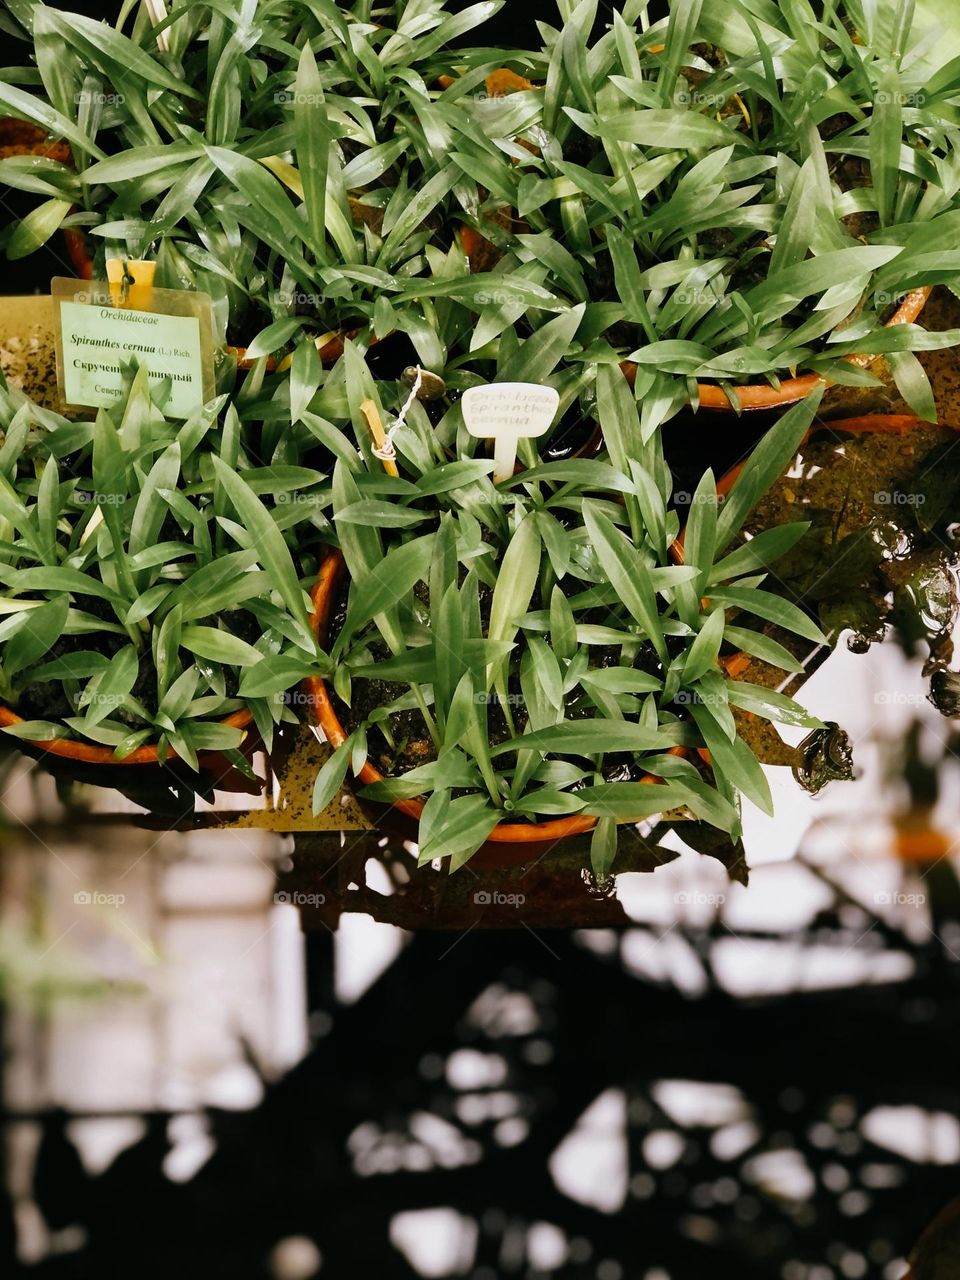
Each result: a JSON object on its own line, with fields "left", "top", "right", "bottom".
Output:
{"left": 793, "top": 723, "right": 855, "bottom": 794}
{"left": 581, "top": 867, "right": 616, "bottom": 899}
{"left": 928, "top": 666, "right": 960, "bottom": 717}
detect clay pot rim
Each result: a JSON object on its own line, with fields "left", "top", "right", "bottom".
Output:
{"left": 304, "top": 551, "right": 609, "bottom": 843}
{"left": 0, "top": 703, "right": 253, "bottom": 767}
{"left": 623, "top": 287, "right": 933, "bottom": 412}
{"left": 0, "top": 120, "right": 92, "bottom": 281}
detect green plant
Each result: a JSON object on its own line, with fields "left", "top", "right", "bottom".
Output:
{"left": 0, "top": 364, "right": 328, "bottom": 765}
{"left": 440, "top": 0, "right": 960, "bottom": 426}
{"left": 314, "top": 372, "right": 830, "bottom": 874}
{"left": 0, "top": 0, "right": 567, "bottom": 366}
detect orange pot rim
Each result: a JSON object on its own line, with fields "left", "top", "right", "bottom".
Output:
{"left": 624, "top": 287, "right": 932, "bottom": 412}
{"left": 229, "top": 328, "right": 372, "bottom": 372}
{"left": 0, "top": 702, "right": 253, "bottom": 767}
{"left": 306, "top": 550, "right": 608, "bottom": 844}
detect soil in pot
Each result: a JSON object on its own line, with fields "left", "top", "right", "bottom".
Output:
{"left": 662, "top": 403, "right": 786, "bottom": 512}
{"left": 326, "top": 571, "right": 694, "bottom": 798}
{"left": 541, "top": 408, "right": 603, "bottom": 461}
{"left": 0, "top": 301, "right": 64, "bottom": 412}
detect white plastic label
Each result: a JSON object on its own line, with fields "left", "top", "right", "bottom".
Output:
{"left": 462, "top": 382, "right": 560, "bottom": 482}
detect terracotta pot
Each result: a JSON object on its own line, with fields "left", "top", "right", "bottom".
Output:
{"left": 436, "top": 80, "right": 935, "bottom": 409}
{"left": 302, "top": 458, "right": 781, "bottom": 860}
{"left": 0, "top": 119, "right": 92, "bottom": 280}
{"left": 623, "top": 288, "right": 933, "bottom": 413}
{"left": 448, "top": 73, "right": 936, "bottom": 411}
{"left": 304, "top": 555, "right": 762, "bottom": 865}
{"left": 0, "top": 701, "right": 252, "bottom": 767}
{"left": 306, "top": 550, "right": 629, "bottom": 859}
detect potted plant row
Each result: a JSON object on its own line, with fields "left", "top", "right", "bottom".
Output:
{"left": 0, "top": 346, "right": 951, "bottom": 875}
{"left": 305, "top": 372, "right": 834, "bottom": 874}
{"left": 0, "top": 365, "right": 327, "bottom": 769}
{"left": 437, "top": 0, "right": 960, "bottom": 426}
{"left": 0, "top": 0, "right": 957, "bottom": 880}
{"left": 0, "top": 0, "right": 557, "bottom": 379}
{"left": 4, "top": 0, "right": 960, "bottom": 429}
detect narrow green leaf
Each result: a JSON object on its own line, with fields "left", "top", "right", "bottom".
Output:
{"left": 582, "top": 501, "right": 667, "bottom": 663}
{"left": 211, "top": 457, "right": 310, "bottom": 631}
{"left": 180, "top": 625, "right": 264, "bottom": 667}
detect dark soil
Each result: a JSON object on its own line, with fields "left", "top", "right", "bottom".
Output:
{"left": 329, "top": 574, "right": 668, "bottom": 788}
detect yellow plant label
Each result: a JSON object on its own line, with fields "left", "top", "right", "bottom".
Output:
{"left": 52, "top": 276, "right": 216, "bottom": 419}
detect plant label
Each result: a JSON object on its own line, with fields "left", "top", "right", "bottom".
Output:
{"left": 105, "top": 256, "right": 156, "bottom": 306}
{"left": 52, "top": 275, "right": 216, "bottom": 419}
{"left": 462, "top": 382, "right": 559, "bottom": 482}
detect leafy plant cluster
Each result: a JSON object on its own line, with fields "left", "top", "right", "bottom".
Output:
{"left": 0, "top": 364, "right": 328, "bottom": 767}
{"left": 4, "top": 0, "right": 960, "bottom": 425}
{"left": 0, "top": 0, "right": 556, "bottom": 360}
{"left": 2, "top": 0, "right": 956, "bottom": 870}
{"left": 316, "top": 371, "right": 829, "bottom": 872}
{"left": 439, "top": 0, "right": 960, "bottom": 425}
